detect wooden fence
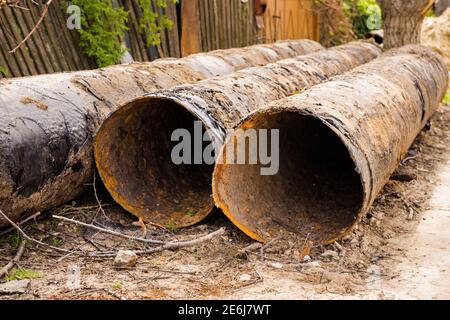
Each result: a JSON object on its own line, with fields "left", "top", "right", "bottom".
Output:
{"left": 198, "top": 0, "right": 260, "bottom": 53}
{"left": 263, "top": 0, "right": 320, "bottom": 42}
{"left": 0, "top": 0, "right": 320, "bottom": 78}
{"left": 0, "top": 0, "right": 95, "bottom": 78}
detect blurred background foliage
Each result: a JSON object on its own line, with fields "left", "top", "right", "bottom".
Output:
{"left": 316, "top": 0, "right": 382, "bottom": 46}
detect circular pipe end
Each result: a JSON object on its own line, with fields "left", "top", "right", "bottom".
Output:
{"left": 93, "top": 96, "right": 215, "bottom": 229}
{"left": 213, "top": 109, "right": 365, "bottom": 244}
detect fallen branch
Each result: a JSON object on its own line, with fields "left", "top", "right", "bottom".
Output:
{"left": 53, "top": 215, "right": 166, "bottom": 245}
{"left": 259, "top": 236, "right": 280, "bottom": 261}
{"left": 92, "top": 173, "right": 108, "bottom": 221}
{"left": 93, "top": 227, "right": 226, "bottom": 257}
{"left": 9, "top": 0, "right": 53, "bottom": 53}
{"left": 0, "top": 239, "right": 26, "bottom": 279}
{"left": 1, "top": 209, "right": 225, "bottom": 258}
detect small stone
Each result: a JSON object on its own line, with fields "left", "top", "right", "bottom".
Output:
{"left": 114, "top": 250, "right": 137, "bottom": 268}
{"left": 270, "top": 262, "right": 283, "bottom": 269}
{"left": 305, "top": 261, "right": 321, "bottom": 268}
{"left": 303, "top": 255, "right": 312, "bottom": 262}
{"left": 321, "top": 250, "right": 339, "bottom": 259}
{"left": 407, "top": 207, "right": 415, "bottom": 220}
{"left": 0, "top": 280, "right": 31, "bottom": 295}
{"left": 239, "top": 274, "right": 252, "bottom": 282}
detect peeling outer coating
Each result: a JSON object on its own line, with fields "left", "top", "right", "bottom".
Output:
{"left": 0, "top": 40, "right": 323, "bottom": 227}
{"left": 213, "top": 45, "right": 449, "bottom": 244}
{"left": 93, "top": 41, "right": 382, "bottom": 229}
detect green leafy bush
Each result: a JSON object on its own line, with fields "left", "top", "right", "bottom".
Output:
{"left": 138, "top": 0, "right": 178, "bottom": 46}
{"left": 343, "top": 0, "right": 382, "bottom": 38}
{"left": 70, "top": 0, "right": 178, "bottom": 67}
{"left": 71, "top": 0, "right": 129, "bottom": 68}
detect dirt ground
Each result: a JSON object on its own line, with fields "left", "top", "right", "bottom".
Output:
{"left": 0, "top": 102, "right": 449, "bottom": 300}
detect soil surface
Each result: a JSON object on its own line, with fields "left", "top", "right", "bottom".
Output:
{"left": 0, "top": 103, "right": 449, "bottom": 300}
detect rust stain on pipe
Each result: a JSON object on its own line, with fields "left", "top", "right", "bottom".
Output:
{"left": 213, "top": 45, "right": 449, "bottom": 243}
{"left": 93, "top": 41, "right": 382, "bottom": 229}
{"left": 0, "top": 40, "right": 323, "bottom": 227}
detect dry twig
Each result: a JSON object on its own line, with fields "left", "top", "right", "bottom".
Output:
{"left": 92, "top": 227, "right": 226, "bottom": 257}
{"left": 259, "top": 236, "right": 280, "bottom": 261}
{"left": 92, "top": 172, "right": 108, "bottom": 221}
{"left": 53, "top": 214, "right": 226, "bottom": 257}
{"left": 0, "top": 239, "right": 26, "bottom": 279}
{"left": 53, "top": 214, "right": 166, "bottom": 245}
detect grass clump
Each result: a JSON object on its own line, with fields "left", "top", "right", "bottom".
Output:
{"left": 4, "top": 268, "right": 42, "bottom": 282}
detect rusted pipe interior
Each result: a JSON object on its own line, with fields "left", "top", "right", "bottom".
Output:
{"left": 214, "top": 110, "right": 365, "bottom": 243}
{"left": 94, "top": 97, "right": 214, "bottom": 228}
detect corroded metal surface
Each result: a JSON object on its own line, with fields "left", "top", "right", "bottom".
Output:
{"left": 0, "top": 40, "right": 323, "bottom": 227}
{"left": 213, "top": 45, "right": 449, "bottom": 243}
{"left": 94, "top": 41, "right": 382, "bottom": 229}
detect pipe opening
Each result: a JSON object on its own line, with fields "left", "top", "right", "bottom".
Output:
{"left": 94, "top": 97, "right": 214, "bottom": 228}
{"left": 215, "top": 110, "right": 364, "bottom": 243}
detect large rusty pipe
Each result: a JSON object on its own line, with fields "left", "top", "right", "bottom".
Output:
{"left": 0, "top": 40, "right": 324, "bottom": 227}
{"left": 93, "top": 41, "right": 382, "bottom": 229}
{"left": 213, "top": 45, "right": 448, "bottom": 244}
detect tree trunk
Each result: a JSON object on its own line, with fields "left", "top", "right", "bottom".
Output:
{"left": 378, "top": 0, "right": 434, "bottom": 49}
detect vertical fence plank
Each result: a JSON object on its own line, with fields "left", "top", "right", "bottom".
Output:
{"left": 225, "top": 0, "right": 232, "bottom": 48}
{"left": 180, "top": 0, "right": 201, "bottom": 56}
{"left": 263, "top": 0, "right": 320, "bottom": 42}
{"left": 48, "top": 3, "right": 77, "bottom": 70}
{"left": 10, "top": 7, "right": 44, "bottom": 74}
{"left": 198, "top": 0, "right": 207, "bottom": 51}
{"left": 152, "top": 0, "right": 169, "bottom": 57}
{"left": 21, "top": 3, "right": 56, "bottom": 74}
{"left": 0, "top": 23, "right": 22, "bottom": 77}
{"left": 0, "top": 47, "right": 9, "bottom": 78}
{"left": 166, "top": 0, "right": 180, "bottom": 57}
{"left": 30, "top": 3, "right": 63, "bottom": 72}
{"left": 41, "top": 3, "right": 71, "bottom": 71}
